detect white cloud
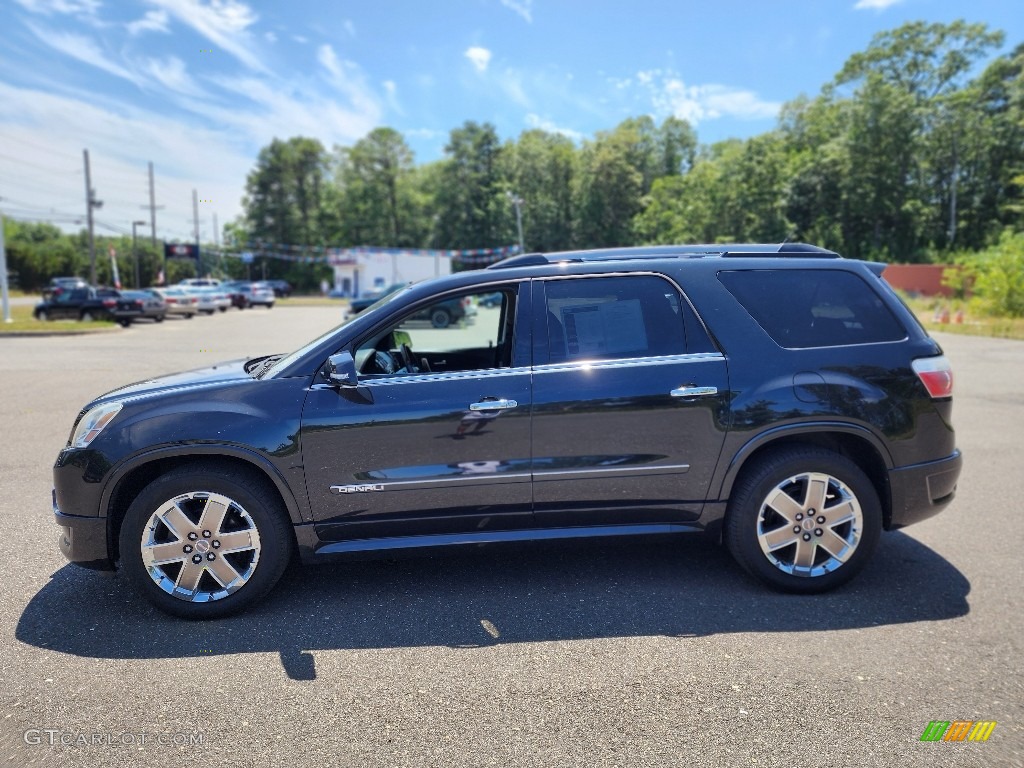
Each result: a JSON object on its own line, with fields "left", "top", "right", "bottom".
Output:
{"left": 146, "top": 0, "right": 265, "bottom": 72}
{"left": 499, "top": 0, "right": 532, "bottom": 23}
{"left": 853, "top": 0, "right": 904, "bottom": 9}
{"left": 141, "top": 56, "right": 207, "bottom": 97}
{"left": 127, "top": 9, "right": 170, "bottom": 35}
{"left": 497, "top": 68, "right": 530, "bottom": 108}
{"left": 637, "top": 69, "right": 781, "bottom": 124}
{"left": 382, "top": 79, "right": 403, "bottom": 115}
{"left": 343, "top": 19, "right": 355, "bottom": 37}
{"left": 264, "top": 31, "right": 276, "bottom": 42}
{"left": 525, "top": 113, "right": 582, "bottom": 141}
{"left": 291, "top": 34, "right": 308, "bottom": 44}
{"left": 27, "top": 22, "right": 144, "bottom": 86}
{"left": 13, "top": 0, "right": 100, "bottom": 15}
{"left": 465, "top": 46, "right": 492, "bottom": 73}
{"left": 0, "top": 80, "right": 252, "bottom": 237}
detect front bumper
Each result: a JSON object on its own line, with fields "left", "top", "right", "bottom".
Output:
{"left": 53, "top": 490, "right": 113, "bottom": 571}
{"left": 887, "top": 449, "right": 963, "bottom": 530}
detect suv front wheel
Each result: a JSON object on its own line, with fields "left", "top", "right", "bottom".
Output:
{"left": 725, "top": 447, "right": 882, "bottom": 593}
{"left": 118, "top": 464, "right": 293, "bottom": 618}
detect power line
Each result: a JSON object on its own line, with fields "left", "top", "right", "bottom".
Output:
{"left": 0, "top": 153, "right": 83, "bottom": 176}
{"left": 0, "top": 198, "right": 86, "bottom": 220}
{"left": 1, "top": 135, "right": 84, "bottom": 163}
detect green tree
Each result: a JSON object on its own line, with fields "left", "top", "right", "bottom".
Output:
{"left": 242, "top": 137, "right": 329, "bottom": 249}
{"left": 503, "top": 129, "right": 576, "bottom": 252}
{"left": 334, "top": 127, "right": 426, "bottom": 247}
{"left": 433, "top": 122, "right": 508, "bottom": 249}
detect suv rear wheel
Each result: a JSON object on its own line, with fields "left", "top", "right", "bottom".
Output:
{"left": 725, "top": 446, "right": 881, "bottom": 593}
{"left": 118, "top": 465, "right": 293, "bottom": 618}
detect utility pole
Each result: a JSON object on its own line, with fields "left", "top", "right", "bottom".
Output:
{"left": 141, "top": 162, "right": 164, "bottom": 249}
{"left": 192, "top": 188, "right": 201, "bottom": 277}
{"left": 132, "top": 220, "right": 147, "bottom": 288}
{"left": 212, "top": 213, "right": 219, "bottom": 247}
{"left": 83, "top": 150, "right": 102, "bottom": 285}
{"left": 0, "top": 208, "right": 10, "bottom": 323}
{"left": 506, "top": 191, "right": 525, "bottom": 254}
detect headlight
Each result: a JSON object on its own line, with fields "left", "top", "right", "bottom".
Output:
{"left": 71, "top": 402, "right": 123, "bottom": 448}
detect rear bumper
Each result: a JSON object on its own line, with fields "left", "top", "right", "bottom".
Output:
{"left": 887, "top": 450, "right": 963, "bottom": 530}
{"left": 53, "top": 490, "right": 113, "bottom": 571}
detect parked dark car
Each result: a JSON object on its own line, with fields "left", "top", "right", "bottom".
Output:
{"left": 51, "top": 243, "right": 961, "bottom": 619}
{"left": 34, "top": 287, "right": 118, "bottom": 322}
{"left": 220, "top": 281, "right": 251, "bottom": 309}
{"left": 266, "top": 279, "right": 292, "bottom": 298}
{"left": 349, "top": 283, "right": 470, "bottom": 328}
{"left": 115, "top": 291, "right": 167, "bottom": 325}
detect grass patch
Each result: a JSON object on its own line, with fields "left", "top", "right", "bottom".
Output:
{"left": 0, "top": 303, "right": 117, "bottom": 334}
{"left": 276, "top": 296, "right": 347, "bottom": 308}
{"left": 901, "top": 294, "right": 1024, "bottom": 341}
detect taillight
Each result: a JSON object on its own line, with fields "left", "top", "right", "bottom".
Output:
{"left": 912, "top": 356, "right": 953, "bottom": 398}
{"left": 102, "top": 299, "right": 116, "bottom": 308}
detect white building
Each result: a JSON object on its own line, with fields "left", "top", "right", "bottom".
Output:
{"left": 331, "top": 249, "right": 451, "bottom": 298}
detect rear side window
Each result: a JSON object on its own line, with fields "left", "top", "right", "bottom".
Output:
{"left": 542, "top": 275, "right": 712, "bottom": 363}
{"left": 719, "top": 269, "right": 906, "bottom": 348}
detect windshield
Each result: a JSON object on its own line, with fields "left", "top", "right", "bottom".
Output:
{"left": 264, "top": 283, "right": 414, "bottom": 377}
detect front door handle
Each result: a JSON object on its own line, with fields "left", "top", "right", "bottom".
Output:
{"left": 469, "top": 399, "right": 518, "bottom": 411}
{"left": 670, "top": 386, "right": 718, "bottom": 398}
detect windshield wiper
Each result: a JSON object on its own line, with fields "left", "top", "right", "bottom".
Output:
{"left": 245, "top": 354, "right": 283, "bottom": 378}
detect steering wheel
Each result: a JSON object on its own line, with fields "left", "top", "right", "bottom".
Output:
{"left": 400, "top": 343, "right": 418, "bottom": 373}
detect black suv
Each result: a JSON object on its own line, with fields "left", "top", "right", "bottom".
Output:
{"left": 52, "top": 244, "right": 961, "bottom": 618}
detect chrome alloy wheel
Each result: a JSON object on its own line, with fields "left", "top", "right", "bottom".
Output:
{"left": 755, "top": 471, "right": 863, "bottom": 578}
{"left": 140, "top": 491, "right": 262, "bottom": 602}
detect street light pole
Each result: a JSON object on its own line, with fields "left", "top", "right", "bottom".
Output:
{"left": 132, "top": 221, "right": 148, "bottom": 288}
{"left": 506, "top": 191, "right": 525, "bottom": 253}
{"left": 0, "top": 208, "right": 10, "bottom": 323}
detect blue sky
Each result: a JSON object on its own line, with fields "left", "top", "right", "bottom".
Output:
{"left": 1, "top": 0, "right": 1021, "bottom": 244}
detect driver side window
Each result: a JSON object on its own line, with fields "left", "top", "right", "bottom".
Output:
{"left": 354, "top": 288, "right": 517, "bottom": 377}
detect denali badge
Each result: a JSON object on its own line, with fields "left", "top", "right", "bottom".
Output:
{"left": 330, "top": 484, "right": 385, "bottom": 494}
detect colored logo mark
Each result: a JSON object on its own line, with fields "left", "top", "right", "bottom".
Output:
{"left": 919, "top": 720, "right": 996, "bottom": 742}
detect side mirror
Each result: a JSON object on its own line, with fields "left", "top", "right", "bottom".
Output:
{"left": 326, "top": 351, "right": 358, "bottom": 387}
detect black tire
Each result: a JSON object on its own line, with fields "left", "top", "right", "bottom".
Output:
{"left": 119, "top": 319, "right": 132, "bottom": 327}
{"left": 118, "top": 464, "right": 294, "bottom": 619}
{"left": 724, "top": 446, "right": 881, "bottom": 594}
{"left": 219, "top": 306, "right": 227, "bottom": 313}
{"left": 430, "top": 308, "right": 451, "bottom": 328}
{"left": 155, "top": 315, "right": 164, "bottom": 323}
{"left": 203, "top": 310, "right": 214, "bottom": 315}
{"left": 265, "top": 303, "right": 274, "bottom": 310}
{"left": 184, "top": 313, "right": 194, "bottom": 319}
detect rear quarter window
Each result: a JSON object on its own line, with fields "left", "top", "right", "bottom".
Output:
{"left": 718, "top": 269, "right": 906, "bottom": 348}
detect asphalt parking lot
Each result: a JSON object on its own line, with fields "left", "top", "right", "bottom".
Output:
{"left": 1, "top": 308, "right": 1021, "bottom": 767}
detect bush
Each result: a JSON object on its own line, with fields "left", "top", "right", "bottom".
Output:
{"left": 952, "top": 230, "right": 1024, "bottom": 317}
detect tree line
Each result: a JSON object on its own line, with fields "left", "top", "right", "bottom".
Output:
{"left": 4, "top": 20, "right": 1022, "bottom": 294}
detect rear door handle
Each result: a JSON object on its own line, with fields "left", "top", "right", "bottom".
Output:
{"left": 469, "top": 399, "right": 518, "bottom": 411}
{"left": 670, "top": 386, "right": 718, "bottom": 398}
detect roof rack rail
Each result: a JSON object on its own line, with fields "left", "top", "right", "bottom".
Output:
{"left": 487, "top": 253, "right": 582, "bottom": 269}
{"left": 486, "top": 243, "right": 839, "bottom": 269}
